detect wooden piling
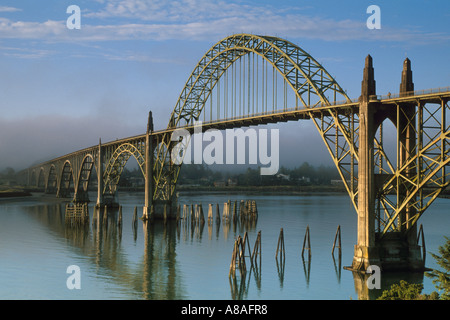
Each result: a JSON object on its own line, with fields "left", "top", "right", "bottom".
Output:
{"left": 176, "top": 204, "right": 181, "bottom": 223}
{"left": 242, "top": 231, "right": 253, "bottom": 267}
{"left": 215, "top": 203, "right": 220, "bottom": 223}
{"left": 302, "top": 225, "right": 311, "bottom": 259}
{"left": 133, "top": 206, "right": 137, "bottom": 224}
{"left": 118, "top": 205, "right": 123, "bottom": 226}
{"left": 232, "top": 200, "right": 237, "bottom": 223}
{"left": 251, "top": 231, "right": 262, "bottom": 268}
{"left": 229, "top": 235, "right": 247, "bottom": 276}
{"left": 276, "top": 228, "right": 286, "bottom": 261}
{"left": 223, "top": 202, "right": 230, "bottom": 222}
{"left": 251, "top": 200, "right": 258, "bottom": 220}
{"left": 239, "top": 200, "right": 244, "bottom": 222}
{"left": 103, "top": 205, "right": 108, "bottom": 224}
{"left": 163, "top": 204, "right": 167, "bottom": 224}
{"left": 331, "top": 225, "right": 341, "bottom": 256}
{"left": 198, "top": 204, "right": 205, "bottom": 225}
{"left": 229, "top": 240, "right": 238, "bottom": 276}
{"left": 92, "top": 206, "right": 98, "bottom": 227}
{"left": 417, "top": 224, "right": 426, "bottom": 263}
{"left": 182, "top": 204, "right": 188, "bottom": 221}
{"left": 190, "top": 204, "right": 195, "bottom": 223}
{"left": 207, "top": 204, "right": 213, "bottom": 224}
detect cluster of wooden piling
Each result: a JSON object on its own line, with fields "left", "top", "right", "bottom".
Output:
{"left": 179, "top": 203, "right": 206, "bottom": 225}
{"left": 229, "top": 231, "right": 262, "bottom": 277}
{"left": 65, "top": 203, "right": 89, "bottom": 226}
{"left": 88, "top": 205, "right": 125, "bottom": 233}
{"left": 229, "top": 225, "right": 345, "bottom": 279}
{"left": 177, "top": 199, "right": 258, "bottom": 227}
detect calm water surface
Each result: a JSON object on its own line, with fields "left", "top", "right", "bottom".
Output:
{"left": 0, "top": 191, "right": 448, "bottom": 300}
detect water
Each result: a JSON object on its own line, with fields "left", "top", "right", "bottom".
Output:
{"left": 0, "top": 191, "right": 448, "bottom": 300}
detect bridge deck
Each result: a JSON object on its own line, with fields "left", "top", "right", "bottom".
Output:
{"left": 27, "top": 88, "right": 449, "bottom": 169}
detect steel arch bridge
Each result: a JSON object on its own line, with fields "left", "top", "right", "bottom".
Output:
{"left": 20, "top": 34, "right": 449, "bottom": 272}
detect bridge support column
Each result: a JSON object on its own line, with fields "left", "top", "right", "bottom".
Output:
{"left": 142, "top": 112, "right": 154, "bottom": 221}
{"left": 394, "top": 58, "right": 423, "bottom": 271}
{"left": 350, "top": 55, "right": 381, "bottom": 271}
{"left": 349, "top": 56, "right": 425, "bottom": 272}
{"left": 96, "top": 138, "right": 104, "bottom": 208}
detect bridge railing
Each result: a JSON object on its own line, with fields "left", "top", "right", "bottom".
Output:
{"left": 376, "top": 86, "right": 450, "bottom": 101}
{"left": 197, "top": 98, "right": 359, "bottom": 128}
{"left": 183, "top": 86, "right": 450, "bottom": 129}
{"left": 25, "top": 87, "right": 449, "bottom": 171}
{"left": 197, "top": 87, "right": 449, "bottom": 127}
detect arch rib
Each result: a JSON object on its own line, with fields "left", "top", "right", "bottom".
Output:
{"left": 103, "top": 143, "right": 145, "bottom": 198}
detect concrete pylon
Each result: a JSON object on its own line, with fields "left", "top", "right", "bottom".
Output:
{"left": 397, "top": 58, "right": 423, "bottom": 270}
{"left": 400, "top": 57, "right": 414, "bottom": 95}
{"left": 348, "top": 56, "right": 425, "bottom": 272}
{"left": 142, "top": 111, "right": 154, "bottom": 221}
{"left": 350, "top": 55, "right": 381, "bottom": 271}
{"left": 96, "top": 138, "right": 103, "bottom": 208}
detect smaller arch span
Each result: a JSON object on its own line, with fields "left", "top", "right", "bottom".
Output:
{"left": 37, "top": 167, "right": 46, "bottom": 189}
{"left": 46, "top": 165, "right": 58, "bottom": 194}
{"left": 103, "top": 143, "right": 146, "bottom": 199}
{"left": 74, "top": 154, "right": 96, "bottom": 202}
{"left": 57, "top": 160, "right": 75, "bottom": 198}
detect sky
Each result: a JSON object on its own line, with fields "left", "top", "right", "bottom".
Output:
{"left": 0, "top": 0, "right": 449, "bottom": 171}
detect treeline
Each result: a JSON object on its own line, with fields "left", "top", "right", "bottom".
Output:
{"left": 177, "top": 162, "right": 341, "bottom": 186}
{"left": 1, "top": 163, "right": 340, "bottom": 188}
{"left": 118, "top": 163, "right": 341, "bottom": 187}
{"left": 0, "top": 167, "right": 17, "bottom": 186}
{"left": 0, "top": 167, "right": 16, "bottom": 179}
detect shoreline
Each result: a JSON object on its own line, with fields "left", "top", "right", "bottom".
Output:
{"left": 176, "top": 184, "right": 348, "bottom": 195}
{"left": 1, "top": 184, "right": 448, "bottom": 199}
{"left": 0, "top": 190, "right": 33, "bottom": 198}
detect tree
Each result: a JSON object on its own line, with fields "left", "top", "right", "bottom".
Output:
{"left": 426, "top": 236, "right": 450, "bottom": 300}
{"left": 1, "top": 167, "right": 15, "bottom": 178}
{"left": 377, "top": 280, "right": 439, "bottom": 300}
{"left": 378, "top": 237, "right": 450, "bottom": 300}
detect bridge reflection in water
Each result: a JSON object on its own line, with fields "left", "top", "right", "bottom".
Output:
{"left": 24, "top": 202, "right": 186, "bottom": 299}
{"left": 19, "top": 196, "right": 432, "bottom": 300}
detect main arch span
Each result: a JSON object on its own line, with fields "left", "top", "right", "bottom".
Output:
{"left": 151, "top": 34, "right": 352, "bottom": 214}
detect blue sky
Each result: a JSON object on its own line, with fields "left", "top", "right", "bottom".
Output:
{"left": 0, "top": 0, "right": 449, "bottom": 170}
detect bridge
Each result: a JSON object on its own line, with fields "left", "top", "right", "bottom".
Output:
{"left": 19, "top": 34, "right": 449, "bottom": 273}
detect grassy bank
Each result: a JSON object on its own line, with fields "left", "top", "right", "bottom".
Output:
{"left": 0, "top": 187, "right": 33, "bottom": 198}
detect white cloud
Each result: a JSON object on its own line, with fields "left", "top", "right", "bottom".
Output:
{"left": 0, "top": 18, "right": 66, "bottom": 40}
{"left": 0, "top": 6, "right": 21, "bottom": 13}
{"left": 85, "top": 0, "right": 260, "bottom": 23}
{"left": 0, "top": 1, "right": 447, "bottom": 54}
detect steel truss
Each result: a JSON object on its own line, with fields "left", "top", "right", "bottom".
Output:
{"left": 376, "top": 97, "right": 449, "bottom": 236}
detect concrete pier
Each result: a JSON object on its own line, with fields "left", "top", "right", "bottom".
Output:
{"left": 348, "top": 56, "right": 425, "bottom": 272}
{"left": 143, "top": 111, "right": 154, "bottom": 220}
